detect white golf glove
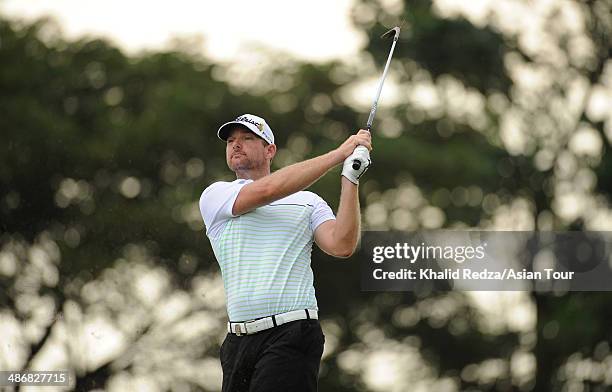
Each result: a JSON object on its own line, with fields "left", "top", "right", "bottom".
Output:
{"left": 342, "top": 145, "right": 371, "bottom": 185}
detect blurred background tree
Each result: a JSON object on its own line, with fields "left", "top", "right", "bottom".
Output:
{"left": 1, "top": 0, "right": 611, "bottom": 390}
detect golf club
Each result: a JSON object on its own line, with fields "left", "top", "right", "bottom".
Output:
{"left": 352, "top": 26, "right": 401, "bottom": 170}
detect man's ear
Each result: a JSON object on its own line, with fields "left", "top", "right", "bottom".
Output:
{"left": 266, "top": 144, "right": 277, "bottom": 163}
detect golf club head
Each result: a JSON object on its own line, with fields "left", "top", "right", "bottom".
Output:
{"left": 381, "top": 26, "right": 401, "bottom": 40}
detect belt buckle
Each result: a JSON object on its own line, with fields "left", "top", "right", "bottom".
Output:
{"left": 235, "top": 324, "right": 243, "bottom": 336}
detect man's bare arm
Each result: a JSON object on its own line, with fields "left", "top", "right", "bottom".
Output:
{"left": 233, "top": 130, "right": 371, "bottom": 215}
{"left": 314, "top": 177, "right": 360, "bottom": 258}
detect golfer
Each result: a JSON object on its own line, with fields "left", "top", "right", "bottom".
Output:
{"left": 199, "top": 114, "right": 371, "bottom": 392}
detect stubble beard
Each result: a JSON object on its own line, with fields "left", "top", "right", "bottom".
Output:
{"left": 230, "top": 154, "right": 264, "bottom": 175}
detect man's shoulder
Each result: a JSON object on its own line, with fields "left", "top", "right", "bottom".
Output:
{"left": 201, "top": 179, "right": 251, "bottom": 197}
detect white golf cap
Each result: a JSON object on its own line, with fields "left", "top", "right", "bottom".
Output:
{"left": 217, "top": 114, "right": 275, "bottom": 145}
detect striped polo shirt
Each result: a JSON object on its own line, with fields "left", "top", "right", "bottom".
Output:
{"left": 199, "top": 179, "right": 335, "bottom": 322}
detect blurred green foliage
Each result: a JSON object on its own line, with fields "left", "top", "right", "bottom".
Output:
{"left": 2, "top": 0, "right": 612, "bottom": 390}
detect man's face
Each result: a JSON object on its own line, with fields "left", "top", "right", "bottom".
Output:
{"left": 225, "top": 127, "right": 275, "bottom": 172}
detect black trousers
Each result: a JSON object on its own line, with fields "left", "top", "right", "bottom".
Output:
{"left": 220, "top": 319, "right": 325, "bottom": 392}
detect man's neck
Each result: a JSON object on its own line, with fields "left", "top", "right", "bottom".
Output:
{"left": 235, "top": 168, "right": 270, "bottom": 181}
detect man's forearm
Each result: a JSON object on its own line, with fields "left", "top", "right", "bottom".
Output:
{"left": 333, "top": 177, "right": 360, "bottom": 255}
{"left": 258, "top": 150, "right": 342, "bottom": 202}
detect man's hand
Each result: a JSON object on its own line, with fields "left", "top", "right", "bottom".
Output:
{"left": 342, "top": 147, "right": 371, "bottom": 184}
{"left": 335, "top": 129, "right": 372, "bottom": 185}
{"left": 333, "top": 129, "right": 372, "bottom": 164}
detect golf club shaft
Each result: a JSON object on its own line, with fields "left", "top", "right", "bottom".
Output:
{"left": 366, "top": 36, "right": 398, "bottom": 130}
{"left": 352, "top": 29, "right": 400, "bottom": 170}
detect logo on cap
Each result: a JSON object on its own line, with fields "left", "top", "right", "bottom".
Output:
{"left": 235, "top": 115, "right": 263, "bottom": 130}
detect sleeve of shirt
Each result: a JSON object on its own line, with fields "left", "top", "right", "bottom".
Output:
{"left": 199, "top": 181, "right": 248, "bottom": 238}
{"left": 310, "top": 194, "right": 336, "bottom": 232}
